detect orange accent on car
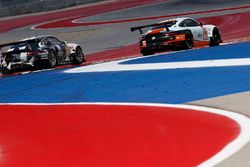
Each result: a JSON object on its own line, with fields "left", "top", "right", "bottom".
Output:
{"left": 147, "top": 28, "right": 165, "bottom": 35}
{"left": 163, "top": 34, "right": 186, "bottom": 44}
{"left": 194, "top": 41, "right": 210, "bottom": 47}
{"left": 175, "top": 34, "right": 186, "bottom": 41}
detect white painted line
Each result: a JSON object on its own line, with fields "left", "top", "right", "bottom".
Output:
{"left": 1, "top": 102, "right": 250, "bottom": 166}
{"left": 64, "top": 57, "right": 250, "bottom": 73}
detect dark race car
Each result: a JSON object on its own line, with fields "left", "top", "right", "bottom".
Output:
{"left": 0, "top": 35, "right": 85, "bottom": 73}
{"left": 131, "top": 17, "right": 222, "bottom": 56}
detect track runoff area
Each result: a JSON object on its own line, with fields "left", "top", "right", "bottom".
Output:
{"left": 1, "top": 1, "right": 250, "bottom": 167}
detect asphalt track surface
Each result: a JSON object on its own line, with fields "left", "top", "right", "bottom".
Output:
{"left": 1, "top": 0, "right": 250, "bottom": 167}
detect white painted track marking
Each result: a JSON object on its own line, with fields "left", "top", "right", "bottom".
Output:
{"left": 65, "top": 58, "right": 250, "bottom": 73}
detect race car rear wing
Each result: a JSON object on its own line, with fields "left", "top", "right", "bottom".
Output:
{"left": 0, "top": 39, "right": 38, "bottom": 68}
{"left": 0, "top": 39, "right": 39, "bottom": 56}
{"left": 0, "top": 41, "right": 26, "bottom": 66}
{"left": 131, "top": 21, "right": 177, "bottom": 34}
{"left": 0, "top": 39, "right": 37, "bottom": 49}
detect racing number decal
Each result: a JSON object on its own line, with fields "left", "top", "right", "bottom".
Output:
{"left": 203, "top": 28, "right": 209, "bottom": 40}
{"left": 65, "top": 46, "right": 71, "bottom": 57}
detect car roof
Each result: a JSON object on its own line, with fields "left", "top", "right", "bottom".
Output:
{"left": 159, "top": 17, "right": 196, "bottom": 24}
{"left": 0, "top": 35, "right": 54, "bottom": 48}
{"left": 21, "top": 35, "right": 51, "bottom": 42}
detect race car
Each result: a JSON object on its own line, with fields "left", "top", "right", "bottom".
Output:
{"left": 131, "top": 17, "right": 222, "bottom": 56}
{"left": 0, "top": 35, "right": 85, "bottom": 72}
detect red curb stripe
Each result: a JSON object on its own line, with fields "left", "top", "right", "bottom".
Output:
{"left": 0, "top": 104, "right": 240, "bottom": 167}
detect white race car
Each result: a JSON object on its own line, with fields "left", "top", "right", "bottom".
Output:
{"left": 131, "top": 17, "right": 222, "bottom": 55}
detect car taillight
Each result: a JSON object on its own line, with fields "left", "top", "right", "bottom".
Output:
{"left": 139, "top": 35, "right": 145, "bottom": 41}
{"left": 166, "top": 32, "right": 179, "bottom": 36}
{"left": 27, "top": 50, "right": 43, "bottom": 56}
{"left": 1, "top": 53, "right": 6, "bottom": 58}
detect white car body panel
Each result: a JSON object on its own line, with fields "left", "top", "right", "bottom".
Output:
{"left": 202, "top": 24, "right": 217, "bottom": 38}
{"left": 67, "top": 43, "right": 79, "bottom": 54}
{"left": 155, "top": 17, "right": 219, "bottom": 42}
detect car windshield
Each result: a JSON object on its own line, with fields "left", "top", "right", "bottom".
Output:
{"left": 150, "top": 25, "right": 166, "bottom": 30}
{"left": 149, "top": 21, "right": 176, "bottom": 30}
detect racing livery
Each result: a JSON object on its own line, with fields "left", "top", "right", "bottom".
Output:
{"left": 0, "top": 35, "right": 85, "bottom": 73}
{"left": 131, "top": 17, "right": 222, "bottom": 56}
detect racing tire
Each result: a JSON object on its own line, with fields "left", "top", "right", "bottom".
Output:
{"left": 141, "top": 49, "right": 154, "bottom": 56}
{"left": 72, "top": 47, "right": 85, "bottom": 65}
{"left": 0, "top": 67, "right": 12, "bottom": 75}
{"left": 209, "top": 28, "right": 221, "bottom": 47}
{"left": 182, "top": 32, "right": 193, "bottom": 49}
{"left": 47, "top": 50, "right": 57, "bottom": 68}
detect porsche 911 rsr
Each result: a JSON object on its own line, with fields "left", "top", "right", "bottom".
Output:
{"left": 131, "top": 17, "right": 222, "bottom": 56}
{"left": 0, "top": 35, "right": 85, "bottom": 73}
